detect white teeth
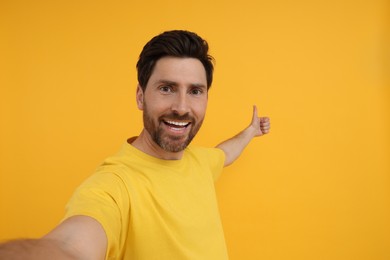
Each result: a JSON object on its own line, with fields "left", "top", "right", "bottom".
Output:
{"left": 165, "top": 120, "right": 189, "bottom": 126}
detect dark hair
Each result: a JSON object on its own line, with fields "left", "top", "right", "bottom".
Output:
{"left": 136, "top": 30, "right": 214, "bottom": 91}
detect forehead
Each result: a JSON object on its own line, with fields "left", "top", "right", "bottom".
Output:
{"left": 148, "top": 57, "right": 207, "bottom": 86}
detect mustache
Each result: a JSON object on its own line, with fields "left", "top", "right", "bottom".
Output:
{"left": 160, "top": 113, "right": 194, "bottom": 122}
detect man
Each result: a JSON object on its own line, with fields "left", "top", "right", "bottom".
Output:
{"left": 0, "top": 30, "right": 270, "bottom": 259}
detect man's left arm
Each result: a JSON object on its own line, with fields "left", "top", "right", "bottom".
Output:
{"left": 216, "top": 105, "right": 270, "bottom": 167}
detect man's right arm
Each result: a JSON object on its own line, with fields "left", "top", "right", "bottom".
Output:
{"left": 0, "top": 215, "right": 107, "bottom": 260}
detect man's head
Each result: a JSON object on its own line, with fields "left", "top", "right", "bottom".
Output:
{"left": 136, "top": 30, "right": 214, "bottom": 91}
{"left": 135, "top": 31, "right": 214, "bottom": 154}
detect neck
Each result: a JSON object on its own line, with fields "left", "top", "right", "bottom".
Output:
{"left": 130, "top": 129, "right": 184, "bottom": 160}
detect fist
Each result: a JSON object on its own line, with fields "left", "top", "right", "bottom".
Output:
{"left": 252, "top": 105, "right": 270, "bottom": 136}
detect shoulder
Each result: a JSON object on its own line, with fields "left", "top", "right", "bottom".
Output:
{"left": 185, "top": 146, "right": 225, "bottom": 178}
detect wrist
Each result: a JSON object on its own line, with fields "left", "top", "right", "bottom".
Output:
{"left": 245, "top": 125, "right": 258, "bottom": 138}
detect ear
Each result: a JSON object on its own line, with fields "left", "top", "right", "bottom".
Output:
{"left": 136, "top": 84, "right": 144, "bottom": 110}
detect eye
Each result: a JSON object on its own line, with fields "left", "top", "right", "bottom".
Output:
{"left": 159, "top": 85, "right": 173, "bottom": 93}
{"left": 189, "top": 88, "right": 204, "bottom": 96}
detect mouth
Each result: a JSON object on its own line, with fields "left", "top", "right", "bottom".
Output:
{"left": 163, "top": 119, "right": 191, "bottom": 132}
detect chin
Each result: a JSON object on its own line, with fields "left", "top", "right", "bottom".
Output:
{"left": 159, "top": 136, "right": 192, "bottom": 153}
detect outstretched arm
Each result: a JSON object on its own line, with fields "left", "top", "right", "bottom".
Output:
{"left": 216, "top": 105, "right": 270, "bottom": 167}
{"left": 0, "top": 216, "right": 107, "bottom": 260}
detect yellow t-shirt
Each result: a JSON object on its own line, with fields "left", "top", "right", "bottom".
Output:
{"left": 64, "top": 140, "right": 228, "bottom": 259}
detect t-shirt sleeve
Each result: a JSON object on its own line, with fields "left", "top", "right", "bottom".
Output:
{"left": 63, "top": 171, "right": 130, "bottom": 259}
{"left": 208, "top": 147, "right": 226, "bottom": 181}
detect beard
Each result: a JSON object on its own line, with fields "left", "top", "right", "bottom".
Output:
{"left": 142, "top": 102, "right": 203, "bottom": 153}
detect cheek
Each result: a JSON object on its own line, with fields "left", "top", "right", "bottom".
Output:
{"left": 144, "top": 98, "right": 171, "bottom": 116}
{"left": 193, "top": 99, "right": 208, "bottom": 118}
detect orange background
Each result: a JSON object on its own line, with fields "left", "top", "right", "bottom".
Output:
{"left": 1, "top": 0, "right": 389, "bottom": 259}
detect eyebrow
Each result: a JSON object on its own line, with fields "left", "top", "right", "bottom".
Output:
{"left": 156, "top": 80, "right": 207, "bottom": 89}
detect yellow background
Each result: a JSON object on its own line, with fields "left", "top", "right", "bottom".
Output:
{"left": 1, "top": 0, "right": 389, "bottom": 259}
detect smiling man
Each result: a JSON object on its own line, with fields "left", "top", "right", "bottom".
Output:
{"left": 0, "top": 30, "right": 270, "bottom": 260}
{"left": 132, "top": 56, "right": 208, "bottom": 158}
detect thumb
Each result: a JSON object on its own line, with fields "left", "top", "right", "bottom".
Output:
{"left": 252, "top": 105, "right": 258, "bottom": 122}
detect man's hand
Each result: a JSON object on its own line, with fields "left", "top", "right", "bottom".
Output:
{"left": 250, "top": 105, "right": 270, "bottom": 137}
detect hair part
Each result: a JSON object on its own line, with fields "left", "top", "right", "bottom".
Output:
{"left": 136, "top": 30, "right": 215, "bottom": 91}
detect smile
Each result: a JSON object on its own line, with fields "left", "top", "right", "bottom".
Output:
{"left": 163, "top": 120, "right": 191, "bottom": 132}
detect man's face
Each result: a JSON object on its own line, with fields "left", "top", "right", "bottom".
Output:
{"left": 136, "top": 56, "right": 208, "bottom": 153}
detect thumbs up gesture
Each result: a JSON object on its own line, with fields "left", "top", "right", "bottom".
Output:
{"left": 251, "top": 105, "right": 270, "bottom": 137}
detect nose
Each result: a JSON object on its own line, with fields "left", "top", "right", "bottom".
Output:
{"left": 171, "top": 92, "right": 190, "bottom": 115}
